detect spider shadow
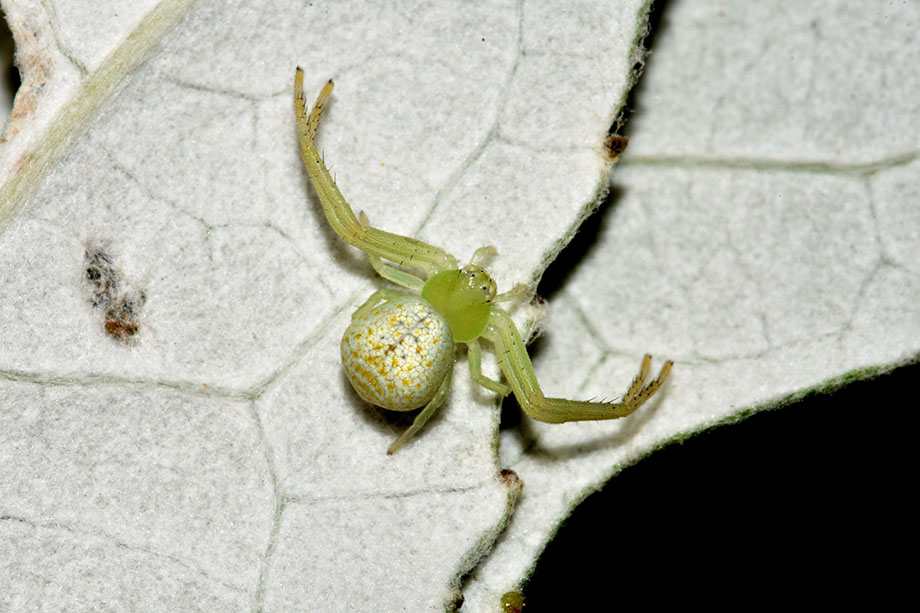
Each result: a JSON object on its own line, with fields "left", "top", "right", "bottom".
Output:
{"left": 337, "top": 369, "right": 448, "bottom": 441}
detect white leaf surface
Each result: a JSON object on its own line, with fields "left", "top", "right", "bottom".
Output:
{"left": 0, "top": 0, "right": 652, "bottom": 610}
{"left": 464, "top": 0, "right": 920, "bottom": 607}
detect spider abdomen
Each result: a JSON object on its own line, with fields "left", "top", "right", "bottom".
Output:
{"left": 341, "top": 296, "right": 454, "bottom": 411}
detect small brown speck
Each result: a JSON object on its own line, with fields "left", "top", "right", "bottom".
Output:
{"left": 498, "top": 468, "right": 524, "bottom": 492}
{"left": 83, "top": 245, "right": 145, "bottom": 344}
{"left": 604, "top": 133, "right": 629, "bottom": 162}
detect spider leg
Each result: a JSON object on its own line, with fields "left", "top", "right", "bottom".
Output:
{"left": 494, "top": 283, "right": 529, "bottom": 303}
{"left": 351, "top": 288, "right": 405, "bottom": 320}
{"left": 467, "top": 339, "right": 512, "bottom": 397}
{"left": 624, "top": 357, "right": 671, "bottom": 406}
{"left": 358, "top": 212, "right": 425, "bottom": 291}
{"left": 484, "top": 307, "right": 672, "bottom": 423}
{"left": 622, "top": 353, "right": 652, "bottom": 402}
{"left": 470, "top": 246, "right": 498, "bottom": 266}
{"left": 365, "top": 253, "right": 426, "bottom": 291}
{"left": 387, "top": 360, "right": 454, "bottom": 454}
{"left": 295, "top": 68, "right": 458, "bottom": 277}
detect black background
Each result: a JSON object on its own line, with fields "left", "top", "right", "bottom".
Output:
{"left": 522, "top": 360, "right": 915, "bottom": 608}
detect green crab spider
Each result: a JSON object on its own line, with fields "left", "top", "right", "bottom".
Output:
{"left": 294, "top": 67, "right": 672, "bottom": 454}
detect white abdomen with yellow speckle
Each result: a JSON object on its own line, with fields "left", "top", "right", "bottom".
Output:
{"left": 341, "top": 296, "right": 454, "bottom": 411}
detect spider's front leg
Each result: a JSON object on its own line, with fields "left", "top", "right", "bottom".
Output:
{"left": 484, "top": 307, "right": 672, "bottom": 423}
{"left": 294, "top": 68, "right": 458, "bottom": 277}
